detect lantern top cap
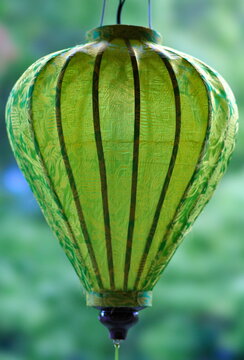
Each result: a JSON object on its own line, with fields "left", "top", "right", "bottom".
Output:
{"left": 86, "top": 25, "right": 162, "bottom": 44}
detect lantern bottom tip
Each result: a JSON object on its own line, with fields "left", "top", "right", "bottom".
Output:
{"left": 98, "top": 307, "right": 145, "bottom": 341}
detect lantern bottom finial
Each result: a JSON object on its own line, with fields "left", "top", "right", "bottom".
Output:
{"left": 98, "top": 307, "right": 145, "bottom": 341}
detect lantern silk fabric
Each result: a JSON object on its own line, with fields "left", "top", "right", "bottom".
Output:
{"left": 6, "top": 25, "right": 238, "bottom": 308}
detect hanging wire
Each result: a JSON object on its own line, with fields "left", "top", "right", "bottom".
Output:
{"left": 148, "top": 0, "right": 152, "bottom": 28}
{"left": 100, "top": 0, "right": 107, "bottom": 26}
{"left": 117, "top": 0, "right": 126, "bottom": 24}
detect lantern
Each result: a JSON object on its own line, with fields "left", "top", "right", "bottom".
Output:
{"left": 5, "top": 24, "right": 238, "bottom": 341}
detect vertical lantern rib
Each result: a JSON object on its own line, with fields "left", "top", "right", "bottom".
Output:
{"left": 28, "top": 55, "right": 94, "bottom": 291}
{"left": 93, "top": 44, "right": 115, "bottom": 290}
{"left": 123, "top": 39, "right": 141, "bottom": 290}
{"left": 134, "top": 47, "right": 181, "bottom": 290}
{"left": 56, "top": 52, "right": 104, "bottom": 290}
{"left": 142, "top": 51, "right": 213, "bottom": 290}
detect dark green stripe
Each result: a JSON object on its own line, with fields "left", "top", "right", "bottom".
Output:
{"left": 27, "top": 52, "right": 94, "bottom": 291}
{"left": 134, "top": 46, "right": 181, "bottom": 290}
{"left": 93, "top": 45, "right": 115, "bottom": 290}
{"left": 56, "top": 51, "right": 104, "bottom": 290}
{"left": 142, "top": 50, "right": 212, "bottom": 289}
{"left": 123, "top": 39, "right": 141, "bottom": 290}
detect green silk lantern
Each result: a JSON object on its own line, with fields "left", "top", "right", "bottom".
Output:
{"left": 6, "top": 24, "right": 238, "bottom": 339}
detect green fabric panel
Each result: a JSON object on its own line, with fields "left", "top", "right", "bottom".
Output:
{"left": 142, "top": 47, "right": 238, "bottom": 290}
{"left": 5, "top": 49, "right": 94, "bottom": 290}
{"left": 31, "top": 50, "right": 99, "bottom": 290}
{"left": 98, "top": 39, "right": 135, "bottom": 289}
{"left": 127, "top": 42, "right": 176, "bottom": 289}
{"left": 59, "top": 46, "right": 111, "bottom": 290}
{"left": 136, "top": 46, "right": 209, "bottom": 289}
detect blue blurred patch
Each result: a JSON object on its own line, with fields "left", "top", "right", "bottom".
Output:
{"left": 2, "top": 165, "right": 40, "bottom": 214}
{"left": 3, "top": 165, "right": 30, "bottom": 195}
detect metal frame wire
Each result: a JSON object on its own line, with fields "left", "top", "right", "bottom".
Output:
{"left": 100, "top": 0, "right": 107, "bottom": 26}
{"left": 148, "top": 0, "right": 152, "bottom": 28}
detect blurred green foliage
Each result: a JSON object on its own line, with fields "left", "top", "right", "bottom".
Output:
{"left": 0, "top": 0, "right": 243, "bottom": 359}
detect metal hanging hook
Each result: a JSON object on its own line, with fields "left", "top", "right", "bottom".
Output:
{"left": 117, "top": 0, "right": 126, "bottom": 25}
{"left": 116, "top": 0, "right": 152, "bottom": 28}
{"left": 100, "top": 0, "right": 107, "bottom": 26}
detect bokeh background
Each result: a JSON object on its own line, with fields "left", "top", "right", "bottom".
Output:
{"left": 0, "top": 0, "right": 243, "bottom": 359}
